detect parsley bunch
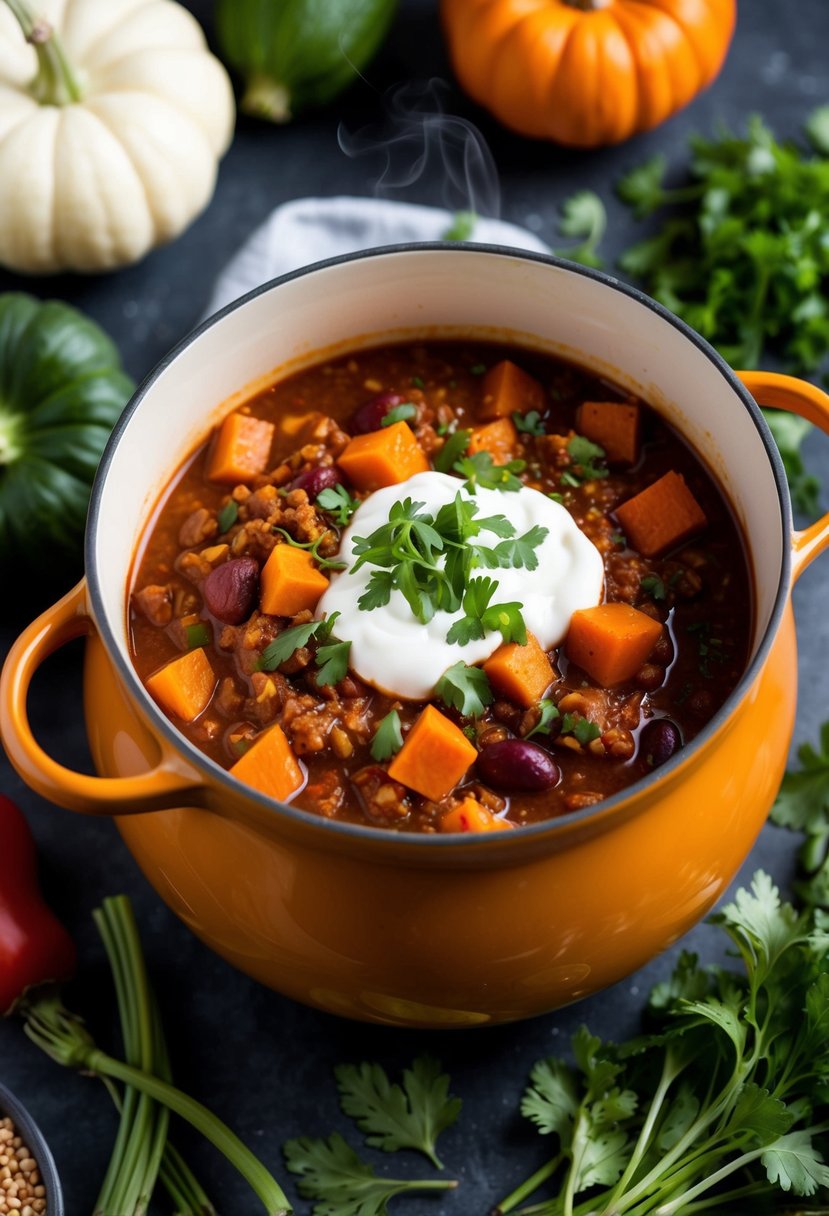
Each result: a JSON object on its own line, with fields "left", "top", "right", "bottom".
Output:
{"left": 772, "top": 720, "right": 829, "bottom": 912}
{"left": 351, "top": 493, "right": 546, "bottom": 638}
{"left": 498, "top": 871, "right": 829, "bottom": 1216}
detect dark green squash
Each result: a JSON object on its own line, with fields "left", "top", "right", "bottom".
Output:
{"left": 0, "top": 294, "right": 133, "bottom": 576}
{"left": 215, "top": 0, "right": 397, "bottom": 123}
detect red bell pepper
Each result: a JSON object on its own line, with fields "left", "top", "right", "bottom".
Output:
{"left": 0, "top": 794, "right": 76, "bottom": 1013}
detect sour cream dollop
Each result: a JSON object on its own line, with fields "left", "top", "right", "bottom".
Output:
{"left": 317, "top": 471, "right": 603, "bottom": 700}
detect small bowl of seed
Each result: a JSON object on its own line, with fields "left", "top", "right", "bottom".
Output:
{"left": 0, "top": 1082, "right": 62, "bottom": 1216}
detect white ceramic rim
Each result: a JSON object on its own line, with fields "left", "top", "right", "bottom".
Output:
{"left": 85, "top": 243, "right": 792, "bottom": 848}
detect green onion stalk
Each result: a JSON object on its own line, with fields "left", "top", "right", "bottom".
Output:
{"left": 21, "top": 897, "right": 290, "bottom": 1216}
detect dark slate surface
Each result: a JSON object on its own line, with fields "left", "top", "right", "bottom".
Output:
{"left": 1, "top": 2, "right": 828, "bottom": 1213}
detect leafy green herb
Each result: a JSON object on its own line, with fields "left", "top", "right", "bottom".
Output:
{"left": 217, "top": 500, "right": 238, "bottom": 533}
{"left": 315, "top": 639, "right": 351, "bottom": 687}
{"left": 640, "top": 574, "right": 666, "bottom": 601}
{"left": 566, "top": 435, "right": 609, "bottom": 483}
{"left": 513, "top": 409, "right": 545, "bottom": 436}
{"left": 435, "top": 422, "right": 449, "bottom": 436}
{"left": 370, "top": 710, "right": 404, "bottom": 762}
{"left": 435, "top": 662, "right": 493, "bottom": 718}
{"left": 380, "top": 403, "right": 417, "bottom": 427}
{"left": 561, "top": 713, "right": 601, "bottom": 746}
{"left": 441, "top": 210, "right": 477, "bottom": 241}
{"left": 455, "top": 449, "right": 526, "bottom": 493}
{"left": 258, "top": 613, "right": 339, "bottom": 672}
{"left": 771, "top": 721, "right": 829, "bottom": 911}
{"left": 553, "top": 190, "right": 607, "bottom": 269}
{"left": 335, "top": 1056, "right": 462, "bottom": 1170}
{"left": 185, "top": 623, "right": 211, "bottom": 650}
{"left": 317, "top": 483, "right": 360, "bottom": 525}
{"left": 433, "top": 428, "right": 471, "bottom": 473}
{"left": 475, "top": 524, "right": 548, "bottom": 573}
{"left": 283, "top": 1133, "right": 456, "bottom": 1216}
{"left": 272, "top": 528, "right": 346, "bottom": 572}
{"left": 687, "top": 621, "right": 727, "bottom": 679}
{"left": 548, "top": 491, "right": 564, "bottom": 505}
{"left": 445, "top": 576, "right": 527, "bottom": 647}
{"left": 525, "top": 699, "right": 561, "bottom": 740}
{"left": 499, "top": 871, "right": 829, "bottom": 1216}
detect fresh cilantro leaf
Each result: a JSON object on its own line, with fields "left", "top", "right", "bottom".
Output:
{"left": 771, "top": 721, "right": 829, "bottom": 912}
{"left": 513, "top": 409, "right": 545, "bottom": 436}
{"left": 370, "top": 710, "right": 404, "bottom": 762}
{"left": 381, "top": 403, "right": 417, "bottom": 427}
{"left": 481, "top": 599, "right": 526, "bottom": 646}
{"left": 525, "top": 699, "right": 560, "bottom": 739}
{"left": 521, "top": 1057, "right": 578, "bottom": 1140}
{"left": 761, "top": 1130, "right": 829, "bottom": 1195}
{"left": 553, "top": 190, "right": 607, "bottom": 269}
{"left": 640, "top": 574, "right": 666, "bottom": 601}
{"left": 358, "top": 570, "right": 395, "bottom": 612}
{"left": 217, "top": 499, "right": 238, "bottom": 533}
{"left": 185, "top": 623, "right": 210, "bottom": 650}
{"left": 455, "top": 450, "right": 526, "bottom": 493}
{"left": 317, "top": 483, "right": 360, "bottom": 525}
{"left": 315, "top": 639, "right": 351, "bottom": 686}
{"left": 283, "top": 1133, "right": 457, "bottom": 1216}
{"left": 561, "top": 713, "right": 601, "bottom": 746}
{"left": 806, "top": 105, "right": 829, "bottom": 155}
{"left": 475, "top": 524, "right": 548, "bottom": 572}
{"left": 445, "top": 576, "right": 496, "bottom": 645}
{"left": 566, "top": 435, "right": 609, "bottom": 482}
{"left": 433, "top": 428, "right": 471, "bottom": 473}
{"left": 435, "top": 662, "right": 492, "bottom": 718}
{"left": 272, "top": 528, "right": 346, "bottom": 572}
{"left": 335, "top": 1056, "right": 461, "bottom": 1170}
{"left": 258, "top": 613, "right": 339, "bottom": 671}
{"left": 442, "top": 210, "right": 477, "bottom": 241}
{"left": 617, "top": 154, "right": 669, "bottom": 218}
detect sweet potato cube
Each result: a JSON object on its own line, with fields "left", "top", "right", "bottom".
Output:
{"left": 566, "top": 603, "right": 663, "bottom": 687}
{"left": 207, "top": 412, "right": 275, "bottom": 484}
{"left": 480, "top": 360, "right": 545, "bottom": 420}
{"left": 576, "top": 400, "right": 641, "bottom": 465}
{"left": 146, "top": 647, "right": 215, "bottom": 722}
{"left": 483, "top": 633, "right": 555, "bottom": 708}
{"left": 388, "top": 704, "right": 477, "bottom": 801}
{"left": 615, "top": 470, "right": 707, "bottom": 557}
{"left": 229, "top": 723, "right": 304, "bottom": 802}
{"left": 468, "top": 416, "right": 519, "bottom": 465}
{"left": 260, "top": 545, "right": 329, "bottom": 617}
{"left": 439, "top": 797, "right": 514, "bottom": 833}
{"left": 337, "top": 421, "right": 429, "bottom": 491}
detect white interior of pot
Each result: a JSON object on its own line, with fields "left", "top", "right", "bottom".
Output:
{"left": 92, "top": 248, "right": 782, "bottom": 670}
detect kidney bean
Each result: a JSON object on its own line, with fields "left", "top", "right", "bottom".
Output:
{"left": 202, "top": 557, "right": 260, "bottom": 625}
{"left": 351, "top": 392, "right": 407, "bottom": 434}
{"left": 477, "top": 739, "right": 561, "bottom": 792}
{"left": 289, "top": 464, "right": 343, "bottom": 500}
{"left": 639, "top": 718, "right": 682, "bottom": 769}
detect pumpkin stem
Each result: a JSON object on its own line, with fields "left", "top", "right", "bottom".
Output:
{"left": 0, "top": 410, "right": 23, "bottom": 467}
{"left": 2, "top": 0, "right": 84, "bottom": 105}
{"left": 240, "top": 73, "right": 292, "bottom": 124}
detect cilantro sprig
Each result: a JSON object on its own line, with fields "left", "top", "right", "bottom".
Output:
{"left": 370, "top": 710, "right": 404, "bottom": 762}
{"left": 258, "top": 612, "right": 349, "bottom": 686}
{"left": 561, "top": 436, "right": 609, "bottom": 486}
{"left": 772, "top": 720, "right": 829, "bottom": 910}
{"left": 455, "top": 449, "right": 525, "bottom": 493}
{"left": 500, "top": 870, "right": 829, "bottom": 1216}
{"left": 317, "top": 483, "right": 360, "bottom": 525}
{"left": 445, "top": 577, "right": 527, "bottom": 647}
{"left": 272, "top": 528, "right": 346, "bottom": 572}
{"left": 435, "top": 662, "right": 493, "bottom": 718}
{"left": 514, "top": 409, "right": 545, "bottom": 437}
{"left": 525, "top": 699, "right": 561, "bottom": 740}
{"left": 381, "top": 403, "right": 417, "bottom": 427}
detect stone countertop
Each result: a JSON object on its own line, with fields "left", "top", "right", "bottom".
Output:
{"left": 1, "top": 2, "right": 828, "bottom": 1212}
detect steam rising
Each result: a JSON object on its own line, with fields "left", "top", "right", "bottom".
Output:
{"left": 338, "top": 80, "right": 500, "bottom": 218}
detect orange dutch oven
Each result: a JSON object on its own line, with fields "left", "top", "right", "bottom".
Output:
{"left": 3, "top": 247, "right": 829, "bottom": 1028}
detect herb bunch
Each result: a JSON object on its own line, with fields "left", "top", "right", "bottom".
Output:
{"left": 772, "top": 720, "right": 829, "bottom": 912}
{"left": 499, "top": 871, "right": 829, "bottom": 1216}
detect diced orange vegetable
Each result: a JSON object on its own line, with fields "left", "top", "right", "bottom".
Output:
{"left": 480, "top": 360, "right": 545, "bottom": 420}
{"left": 468, "top": 416, "right": 519, "bottom": 464}
{"left": 207, "top": 412, "right": 275, "bottom": 484}
{"left": 388, "top": 704, "right": 477, "bottom": 801}
{"left": 483, "top": 633, "right": 555, "bottom": 708}
{"left": 337, "top": 421, "right": 429, "bottom": 491}
{"left": 439, "top": 796, "right": 514, "bottom": 833}
{"left": 615, "top": 470, "right": 707, "bottom": 557}
{"left": 260, "top": 545, "right": 329, "bottom": 617}
{"left": 566, "top": 603, "right": 663, "bottom": 687}
{"left": 576, "top": 400, "right": 641, "bottom": 465}
{"left": 146, "top": 647, "right": 215, "bottom": 722}
{"left": 229, "top": 723, "right": 304, "bottom": 802}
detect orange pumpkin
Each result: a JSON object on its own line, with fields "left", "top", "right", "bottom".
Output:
{"left": 440, "top": 0, "right": 736, "bottom": 148}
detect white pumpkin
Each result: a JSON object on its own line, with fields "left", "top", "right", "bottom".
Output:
{"left": 0, "top": 0, "right": 235, "bottom": 272}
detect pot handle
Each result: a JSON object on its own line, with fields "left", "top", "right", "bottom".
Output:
{"left": 0, "top": 581, "right": 204, "bottom": 815}
{"left": 737, "top": 370, "right": 829, "bottom": 582}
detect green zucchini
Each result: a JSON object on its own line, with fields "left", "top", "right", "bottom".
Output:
{"left": 215, "top": 0, "right": 397, "bottom": 123}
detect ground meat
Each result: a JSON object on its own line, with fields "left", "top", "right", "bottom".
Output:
{"left": 230, "top": 517, "right": 278, "bottom": 562}
{"left": 282, "top": 693, "right": 339, "bottom": 754}
{"left": 303, "top": 770, "right": 345, "bottom": 817}
{"left": 352, "top": 765, "right": 410, "bottom": 825}
{"left": 133, "top": 584, "right": 173, "bottom": 626}
{"left": 178, "top": 507, "right": 218, "bottom": 549}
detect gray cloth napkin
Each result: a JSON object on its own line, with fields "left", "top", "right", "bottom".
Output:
{"left": 206, "top": 196, "right": 550, "bottom": 316}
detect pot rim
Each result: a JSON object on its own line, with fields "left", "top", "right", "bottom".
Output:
{"left": 86, "top": 242, "right": 792, "bottom": 849}
{"left": 0, "top": 1080, "right": 64, "bottom": 1216}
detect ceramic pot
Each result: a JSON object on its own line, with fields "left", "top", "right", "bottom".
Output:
{"left": 3, "top": 247, "right": 829, "bottom": 1027}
